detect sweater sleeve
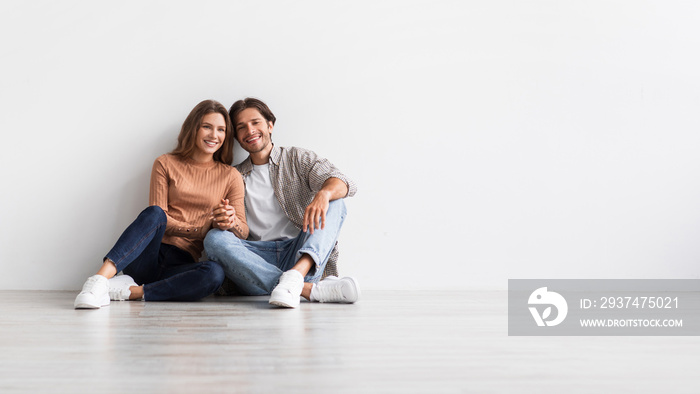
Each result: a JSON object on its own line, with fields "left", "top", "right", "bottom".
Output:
{"left": 224, "top": 168, "right": 249, "bottom": 240}
{"left": 149, "top": 156, "right": 208, "bottom": 240}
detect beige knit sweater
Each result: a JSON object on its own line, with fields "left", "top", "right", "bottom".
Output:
{"left": 149, "top": 154, "right": 248, "bottom": 260}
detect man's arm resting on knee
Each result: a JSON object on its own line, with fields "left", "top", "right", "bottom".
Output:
{"left": 303, "top": 177, "right": 349, "bottom": 234}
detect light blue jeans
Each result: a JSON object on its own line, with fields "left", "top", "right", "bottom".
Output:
{"left": 203, "top": 200, "right": 347, "bottom": 295}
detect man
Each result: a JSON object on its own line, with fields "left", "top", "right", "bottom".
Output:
{"left": 203, "top": 97, "right": 359, "bottom": 308}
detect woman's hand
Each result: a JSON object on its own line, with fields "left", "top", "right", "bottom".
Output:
{"left": 211, "top": 198, "right": 236, "bottom": 231}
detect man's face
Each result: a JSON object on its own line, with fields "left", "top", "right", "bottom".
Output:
{"left": 234, "top": 107, "right": 273, "bottom": 154}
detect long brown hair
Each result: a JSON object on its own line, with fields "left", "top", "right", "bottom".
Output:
{"left": 171, "top": 100, "right": 234, "bottom": 164}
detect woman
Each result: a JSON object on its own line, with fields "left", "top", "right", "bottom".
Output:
{"left": 74, "top": 100, "right": 249, "bottom": 309}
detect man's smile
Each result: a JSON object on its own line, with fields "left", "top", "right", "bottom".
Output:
{"left": 245, "top": 135, "right": 261, "bottom": 144}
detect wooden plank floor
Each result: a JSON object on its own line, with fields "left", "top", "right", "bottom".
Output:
{"left": 1, "top": 290, "right": 699, "bottom": 393}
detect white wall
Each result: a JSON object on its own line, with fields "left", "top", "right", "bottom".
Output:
{"left": 2, "top": 1, "right": 699, "bottom": 291}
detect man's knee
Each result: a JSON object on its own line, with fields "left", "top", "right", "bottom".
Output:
{"left": 328, "top": 199, "right": 347, "bottom": 217}
{"left": 204, "top": 229, "right": 245, "bottom": 260}
{"left": 204, "top": 229, "right": 231, "bottom": 249}
{"left": 204, "top": 229, "right": 222, "bottom": 248}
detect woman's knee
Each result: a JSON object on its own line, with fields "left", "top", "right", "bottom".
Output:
{"left": 140, "top": 205, "right": 166, "bottom": 223}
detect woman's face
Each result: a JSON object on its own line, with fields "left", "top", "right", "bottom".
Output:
{"left": 193, "top": 112, "right": 227, "bottom": 161}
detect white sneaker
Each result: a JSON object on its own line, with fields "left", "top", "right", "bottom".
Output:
{"left": 269, "top": 270, "right": 304, "bottom": 308}
{"left": 74, "top": 275, "right": 110, "bottom": 309}
{"left": 311, "top": 276, "right": 360, "bottom": 304}
{"left": 108, "top": 274, "right": 137, "bottom": 301}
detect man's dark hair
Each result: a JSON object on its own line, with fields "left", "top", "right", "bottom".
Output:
{"left": 229, "top": 98, "right": 276, "bottom": 137}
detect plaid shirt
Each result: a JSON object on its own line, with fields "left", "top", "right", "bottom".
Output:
{"left": 235, "top": 145, "right": 357, "bottom": 277}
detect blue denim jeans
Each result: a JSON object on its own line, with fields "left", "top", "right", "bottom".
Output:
{"left": 105, "top": 206, "right": 225, "bottom": 301}
{"left": 203, "top": 200, "right": 347, "bottom": 296}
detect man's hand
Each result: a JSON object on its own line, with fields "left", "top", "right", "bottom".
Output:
{"left": 303, "top": 191, "right": 331, "bottom": 234}
{"left": 211, "top": 198, "right": 236, "bottom": 231}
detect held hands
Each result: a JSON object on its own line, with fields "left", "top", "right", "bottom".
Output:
{"left": 211, "top": 198, "right": 236, "bottom": 231}
{"left": 303, "top": 191, "right": 331, "bottom": 234}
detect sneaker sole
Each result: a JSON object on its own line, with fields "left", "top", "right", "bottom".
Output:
{"left": 269, "top": 300, "right": 299, "bottom": 308}
{"left": 74, "top": 296, "right": 110, "bottom": 309}
{"left": 269, "top": 292, "right": 300, "bottom": 308}
{"left": 74, "top": 303, "right": 107, "bottom": 309}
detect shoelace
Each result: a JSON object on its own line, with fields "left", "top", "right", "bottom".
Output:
{"left": 279, "top": 276, "right": 296, "bottom": 286}
{"left": 277, "top": 273, "right": 302, "bottom": 291}
{"left": 316, "top": 283, "right": 344, "bottom": 302}
{"left": 83, "top": 276, "right": 103, "bottom": 292}
{"left": 109, "top": 287, "right": 129, "bottom": 301}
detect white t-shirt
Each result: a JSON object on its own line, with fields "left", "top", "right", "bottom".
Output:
{"left": 244, "top": 163, "right": 300, "bottom": 241}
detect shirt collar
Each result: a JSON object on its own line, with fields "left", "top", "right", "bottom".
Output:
{"left": 237, "top": 144, "right": 281, "bottom": 175}
{"left": 270, "top": 144, "right": 282, "bottom": 166}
